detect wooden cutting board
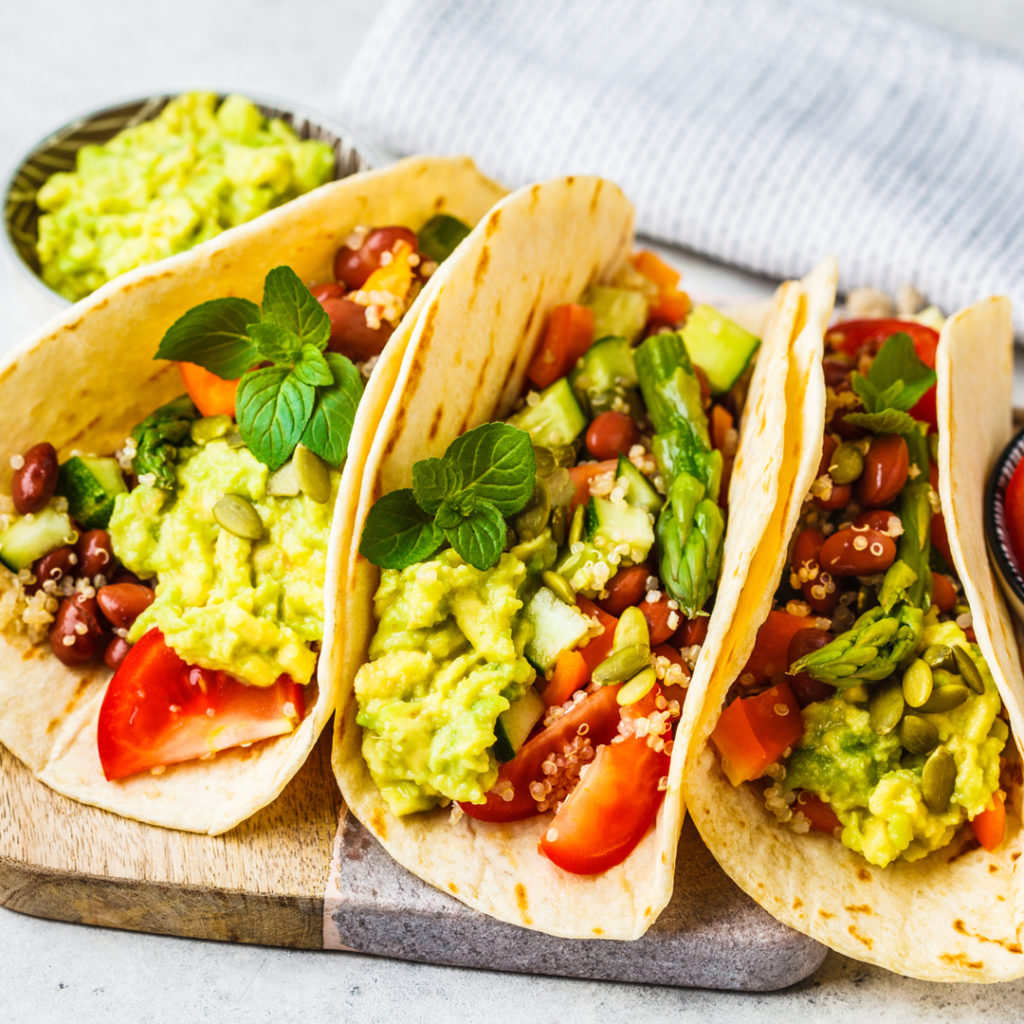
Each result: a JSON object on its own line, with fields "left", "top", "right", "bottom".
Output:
{"left": 0, "top": 729, "right": 826, "bottom": 989}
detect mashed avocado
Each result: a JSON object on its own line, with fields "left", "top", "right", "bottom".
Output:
{"left": 108, "top": 431, "right": 336, "bottom": 688}
{"left": 36, "top": 92, "right": 335, "bottom": 301}
{"left": 355, "top": 537, "right": 556, "bottom": 816}
{"left": 784, "top": 622, "right": 1006, "bottom": 866}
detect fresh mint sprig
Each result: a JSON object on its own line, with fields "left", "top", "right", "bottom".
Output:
{"left": 844, "top": 332, "right": 936, "bottom": 433}
{"left": 360, "top": 423, "right": 536, "bottom": 571}
{"left": 155, "top": 266, "right": 364, "bottom": 470}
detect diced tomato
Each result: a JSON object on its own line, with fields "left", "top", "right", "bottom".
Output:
{"left": 97, "top": 629, "right": 305, "bottom": 781}
{"left": 574, "top": 596, "right": 617, "bottom": 672}
{"left": 178, "top": 361, "right": 239, "bottom": 418}
{"left": 970, "top": 793, "right": 1006, "bottom": 852}
{"left": 567, "top": 460, "right": 618, "bottom": 511}
{"left": 710, "top": 405, "right": 735, "bottom": 454}
{"left": 638, "top": 595, "right": 675, "bottom": 645}
{"left": 586, "top": 412, "right": 639, "bottom": 460}
{"left": 598, "top": 564, "right": 651, "bottom": 617}
{"left": 794, "top": 790, "right": 842, "bottom": 834}
{"left": 742, "top": 610, "right": 816, "bottom": 686}
{"left": 653, "top": 642, "right": 690, "bottom": 706}
{"left": 710, "top": 681, "right": 804, "bottom": 786}
{"left": 651, "top": 288, "right": 691, "bottom": 325}
{"left": 460, "top": 683, "right": 623, "bottom": 822}
{"left": 526, "top": 303, "right": 595, "bottom": 389}
{"left": 539, "top": 686, "right": 670, "bottom": 874}
{"left": 1004, "top": 459, "right": 1024, "bottom": 575}
{"left": 632, "top": 250, "right": 680, "bottom": 291}
{"left": 631, "top": 251, "right": 690, "bottom": 325}
{"left": 542, "top": 649, "right": 590, "bottom": 708}
{"left": 928, "top": 462, "right": 954, "bottom": 568}
{"left": 674, "top": 614, "right": 709, "bottom": 648}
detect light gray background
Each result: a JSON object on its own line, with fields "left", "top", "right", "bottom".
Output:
{"left": 3, "top": 2, "right": 1024, "bottom": 1020}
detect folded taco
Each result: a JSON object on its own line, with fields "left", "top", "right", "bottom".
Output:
{"left": 683, "top": 267, "right": 1024, "bottom": 980}
{"left": 0, "top": 156, "right": 505, "bottom": 834}
{"left": 332, "top": 174, "right": 812, "bottom": 939}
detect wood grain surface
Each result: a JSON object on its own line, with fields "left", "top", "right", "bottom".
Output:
{"left": 0, "top": 730, "right": 341, "bottom": 948}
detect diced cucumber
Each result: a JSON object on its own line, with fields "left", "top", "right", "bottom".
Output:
{"left": 583, "top": 285, "right": 649, "bottom": 344}
{"left": 0, "top": 507, "right": 76, "bottom": 572}
{"left": 493, "top": 686, "right": 546, "bottom": 762}
{"left": 616, "top": 455, "right": 664, "bottom": 513}
{"left": 417, "top": 213, "right": 472, "bottom": 264}
{"left": 556, "top": 542, "right": 620, "bottom": 598}
{"left": 680, "top": 304, "right": 760, "bottom": 395}
{"left": 507, "top": 378, "right": 586, "bottom": 448}
{"left": 569, "top": 335, "right": 640, "bottom": 416}
{"left": 56, "top": 455, "right": 127, "bottom": 529}
{"left": 585, "top": 496, "right": 655, "bottom": 563}
{"left": 522, "top": 585, "right": 590, "bottom": 671}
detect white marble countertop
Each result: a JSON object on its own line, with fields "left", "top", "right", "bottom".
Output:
{"left": 4, "top": 1, "right": 1024, "bottom": 1020}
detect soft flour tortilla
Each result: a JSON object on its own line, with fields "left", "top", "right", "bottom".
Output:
{"left": 0, "top": 155, "right": 506, "bottom": 835}
{"left": 331, "top": 176, "right": 808, "bottom": 939}
{"left": 684, "top": 284, "right": 1024, "bottom": 981}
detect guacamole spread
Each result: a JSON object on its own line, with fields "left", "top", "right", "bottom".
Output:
{"left": 108, "top": 430, "right": 336, "bottom": 688}
{"left": 355, "top": 543, "right": 551, "bottom": 816}
{"left": 784, "top": 623, "right": 1006, "bottom": 866}
{"left": 36, "top": 91, "right": 335, "bottom": 301}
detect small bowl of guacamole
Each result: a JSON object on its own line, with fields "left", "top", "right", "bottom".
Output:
{"left": 3, "top": 91, "right": 383, "bottom": 319}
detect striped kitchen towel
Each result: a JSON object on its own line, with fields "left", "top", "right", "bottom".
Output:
{"left": 337, "top": 0, "right": 1024, "bottom": 331}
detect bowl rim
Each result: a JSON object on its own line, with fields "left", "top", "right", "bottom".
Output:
{"left": 984, "top": 423, "right": 1024, "bottom": 604}
{"left": 1, "top": 88, "right": 387, "bottom": 308}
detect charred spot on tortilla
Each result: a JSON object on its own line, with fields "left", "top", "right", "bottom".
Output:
{"left": 856, "top": 867, "right": 871, "bottom": 882}
{"left": 989, "top": 863, "right": 999, "bottom": 873}
{"left": 472, "top": 246, "right": 491, "bottom": 289}
{"left": 589, "top": 179, "right": 603, "bottom": 212}
{"left": 846, "top": 925, "right": 873, "bottom": 949}
{"left": 844, "top": 904, "right": 872, "bottom": 915}
{"left": 793, "top": 898, "right": 803, "bottom": 909}
{"left": 485, "top": 208, "right": 502, "bottom": 238}
{"left": 427, "top": 407, "right": 444, "bottom": 442}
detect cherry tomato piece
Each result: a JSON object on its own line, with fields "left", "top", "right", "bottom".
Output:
{"left": 178, "top": 362, "right": 239, "bottom": 418}
{"left": 742, "top": 610, "right": 816, "bottom": 686}
{"left": 970, "top": 794, "right": 1006, "bottom": 852}
{"left": 334, "top": 226, "right": 419, "bottom": 290}
{"left": 567, "top": 460, "right": 618, "bottom": 511}
{"left": 598, "top": 564, "right": 651, "bottom": 617}
{"left": 526, "top": 303, "right": 595, "bottom": 390}
{"left": 931, "top": 572, "right": 957, "bottom": 613}
{"left": 794, "top": 791, "right": 842, "bottom": 834}
{"left": 1004, "top": 457, "right": 1024, "bottom": 574}
{"left": 586, "top": 412, "right": 640, "bottom": 460}
{"left": 574, "top": 596, "right": 618, "bottom": 672}
{"left": 638, "top": 595, "right": 675, "bottom": 645}
{"left": 541, "top": 649, "right": 590, "bottom": 708}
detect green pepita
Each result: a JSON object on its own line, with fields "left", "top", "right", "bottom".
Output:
{"left": 917, "top": 684, "right": 969, "bottom": 713}
{"left": 901, "top": 659, "right": 933, "bottom": 709}
{"left": 952, "top": 644, "right": 985, "bottom": 695}
{"left": 532, "top": 446, "right": 556, "bottom": 476}
{"left": 614, "top": 606, "right": 651, "bottom": 652}
{"left": 921, "top": 745, "right": 957, "bottom": 813}
{"left": 829, "top": 442, "right": 864, "bottom": 485}
{"left": 616, "top": 667, "right": 657, "bottom": 706}
{"left": 267, "top": 460, "right": 301, "bottom": 497}
{"left": 550, "top": 505, "right": 569, "bottom": 547}
{"left": 294, "top": 444, "right": 331, "bottom": 504}
{"left": 592, "top": 644, "right": 652, "bottom": 686}
{"left": 542, "top": 570, "right": 575, "bottom": 606}
{"left": 922, "top": 644, "right": 955, "bottom": 671}
{"left": 225, "top": 431, "right": 247, "bottom": 448}
{"left": 568, "top": 503, "right": 585, "bottom": 547}
{"left": 514, "top": 481, "right": 551, "bottom": 542}
{"left": 928, "top": 432, "right": 940, "bottom": 463}
{"left": 213, "top": 494, "right": 264, "bottom": 541}
{"left": 869, "top": 680, "right": 904, "bottom": 735}
{"left": 900, "top": 714, "right": 939, "bottom": 755}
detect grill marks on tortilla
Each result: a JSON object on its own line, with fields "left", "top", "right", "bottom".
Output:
{"left": 953, "top": 918, "right": 1024, "bottom": 954}
{"left": 515, "top": 882, "right": 531, "bottom": 925}
{"left": 380, "top": 305, "right": 438, "bottom": 461}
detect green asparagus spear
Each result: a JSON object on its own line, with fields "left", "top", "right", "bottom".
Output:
{"left": 131, "top": 395, "right": 199, "bottom": 490}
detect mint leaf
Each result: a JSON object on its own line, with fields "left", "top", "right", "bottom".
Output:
{"left": 236, "top": 367, "right": 315, "bottom": 471}
{"left": 155, "top": 297, "right": 260, "bottom": 379}
{"left": 299, "top": 353, "right": 363, "bottom": 466}
{"left": 446, "top": 500, "right": 506, "bottom": 570}
{"left": 843, "top": 409, "right": 922, "bottom": 434}
{"left": 443, "top": 423, "right": 536, "bottom": 514}
{"left": 851, "top": 333, "right": 936, "bottom": 414}
{"left": 435, "top": 494, "right": 476, "bottom": 531}
{"left": 359, "top": 489, "right": 442, "bottom": 569}
{"left": 412, "top": 458, "right": 462, "bottom": 514}
{"left": 294, "top": 345, "right": 334, "bottom": 387}
{"left": 261, "top": 266, "right": 330, "bottom": 351}
{"left": 248, "top": 321, "right": 304, "bottom": 364}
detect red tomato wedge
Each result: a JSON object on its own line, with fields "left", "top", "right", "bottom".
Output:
{"left": 460, "top": 683, "right": 623, "bottom": 823}
{"left": 970, "top": 793, "right": 1006, "bottom": 852}
{"left": 794, "top": 790, "right": 842, "bottom": 834}
{"left": 574, "top": 596, "right": 618, "bottom": 672}
{"left": 1004, "top": 459, "right": 1024, "bottom": 574}
{"left": 710, "top": 681, "right": 803, "bottom": 786}
{"left": 567, "top": 460, "right": 618, "bottom": 511}
{"left": 827, "top": 318, "right": 939, "bottom": 431}
{"left": 526, "top": 303, "right": 595, "bottom": 389}
{"left": 742, "top": 610, "right": 816, "bottom": 686}
{"left": 541, "top": 649, "right": 590, "bottom": 708}
{"left": 178, "top": 361, "right": 240, "bottom": 418}
{"left": 928, "top": 462, "right": 954, "bottom": 568}
{"left": 539, "top": 688, "right": 670, "bottom": 874}
{"left": 97, "top": 629, "right": 305, "bottom": 781}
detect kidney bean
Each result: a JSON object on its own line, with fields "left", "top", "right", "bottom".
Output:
{"left": 111, "top": 568, "right": 147, "bottom": 587}
{"left": 816, "top": 435, "right": 838, "bottom": 478}
{"left": 851, "top": 509, "right": 900, "bottom": 534}
{"left": 786, "top": 627, "right": 836, "bottom": 706}
{"left": 310, "top": 281, "right": 345, "bottom": 302}
{"left": 643, "top": 319, "right": 675, "bottom": 339}
{"left": 858, "top": 435, "right": 909, "bottom": 508}
{"left": 814, "top": 482, "right": 852, "bottom": 511}
{"left": 822, "top": 357, "right": 853, "bottom": 390}
{"left": 638, "top": 595, "right": 676, "bottom": 645}
{"left": 49, "top": 595, "right": 105, "bottom": 666}
{"left": 819, "top": 527, "right": 897, "bottom": 576}
{"left": 586, "top": 412, "right": 640, "bottom": 460}
{"left": 27, "top": 545, "right": 78, "bottom": 594}
{"left": 76, "top": 529, "right": 114, "bottom": 579}
{"left": 931, "top": 572, "right": 957, "bottom": 613}
{"left": 12, "top": 442, "right": 58, "bottom": 515}
{"left": 674, "top": 614, "right": 709, "bottom": 648}
{"left": 318, "top": 295, "right": 394, "bottom": 361}
{"left": 96, "top": 583, "right": 155, "bottom": 630}
{"left": 831, "top": 408, "right": 868, "bottom": 441}
{"left": 792, "top": 528, "right": 825, "bottom": 577}
{"left": 103, "top": 636, "right": 132, "bottom": 671}
{"left": 334, "top": 226, "right": 419, "bottom": 290}
{"left": 803, "top": 572, "right": 840, "bottom": 615}
{"left": 598, "top": 564, "right": 651, "bottom": 617}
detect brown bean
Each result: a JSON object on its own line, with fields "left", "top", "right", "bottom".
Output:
{"left": 822, "top": 357, "right": 853, "bottom": 390}
{"left": 76, "top": 529, "right": 114, "bottom": 578}
{"left": 803, "top": 572, "right": 840, "bottom": 615}
{"left": 318, "top": 295, "right": 395, "bottom": 361}
{"left": 96, "top": 583, "right": 155, "bottom": 629}
{"left": 103, "top": 636, "right": 132, "bottom": 671}
{"left": 334, "top": 226, "right": 419, "bottom": 290}
{"left": 28, "top": 545, "right": 78, "bottom": 594}
{"left": 792, "top": 528, "right": 825, "bottom": 577}
{"left": 851, "top": 509, "right": 900, "bottom": 534}
{"left": 310, "top": 281, "right": 345, "bottom": 303}
{"left": 819, "top": 527, "right": 897, "bottom": 576}
{"left": 12, "top": 442, "right": 58, "bottom": 515}
{"left": 786, "top": 627, "right": 836, "bottom": 706}
{"left": 49, "top": 595, "right": 105, "bottom": 665}
{"left": 817, "top": 435, "right": 838, "bottom": 478}
{"left": 814, "top": 482, "right": 852, "bottom": 511}
{"left": 858, "top": 434, "right": 909, "bottom": 508}
{"left": 931, "top": 572, "right": 957, "bottom": 613}
{"left": 831, "top": 408, "right": 869, "bottom": 441}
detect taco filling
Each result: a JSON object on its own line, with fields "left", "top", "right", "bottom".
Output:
{"left": 354, "top": 250, "right": 761, "bottom": 874}
{"left": 710, "top": 314, "right": 1012, "bottom": 867}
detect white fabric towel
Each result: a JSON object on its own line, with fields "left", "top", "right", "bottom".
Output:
{"left": 337, "top": 0, "right": 1024, "bottom": 331}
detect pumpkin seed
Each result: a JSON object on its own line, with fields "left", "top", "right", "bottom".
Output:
{"left": 514, "top": 479, "right": 551, "bottom": 541}
{"left": 568, "top": 503, "right": 585, "bottom": 547}
{"left": 550, "top": 505, "right": 568, "bottom": 547}
{"left": 928, "top": 432, "right": 940, "bottom": 463}
{"left": 532, "top": 446, "right": 556, "bottom": 476}
{"left": 931, "top": 667, "right": 961, "bottom": 688}
{"left": 214, "top": 494, "right": 264, "bottom": 541}
{"left": 829, "top": 442, "right": 864, "bottom": 485}
{"left": 541, "top": 570, "right": 575, "bottom": 606}
{"left": 267, "top": 460, "right": 301, "bottom": 497}
{"left": 922, "top": 644, "right": 955, "bottom": 671}
{"left": 900, "top": 714, "right": 939, "bottom": 755}
{"left": 294, "top": 444, "right": 331, "bottom": 504}
{"left": 592, "top": 644, "right": 651, "bottom": 686}
{"left": 917, "top": 684, "right": 969, "bottom": 713}
{"left": 614, "top": 606, "right": 650, "bottom": 651}
{"left": 617, "top": 667, "right": 657, "bottom": 706}
{"left": 901, "top": 659, "right": 933, "bottom": 708}
{"left": 225, "top": 431, "right": 247, "bottom": 449}
{"left": 952, "top": 644, "right": 985, "bottom": 694}
{"left": 921, "top": 745, "right": 957, "bottom": 813}
{"left": 869, "top": 680, "right": 904, "bottom": 735}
